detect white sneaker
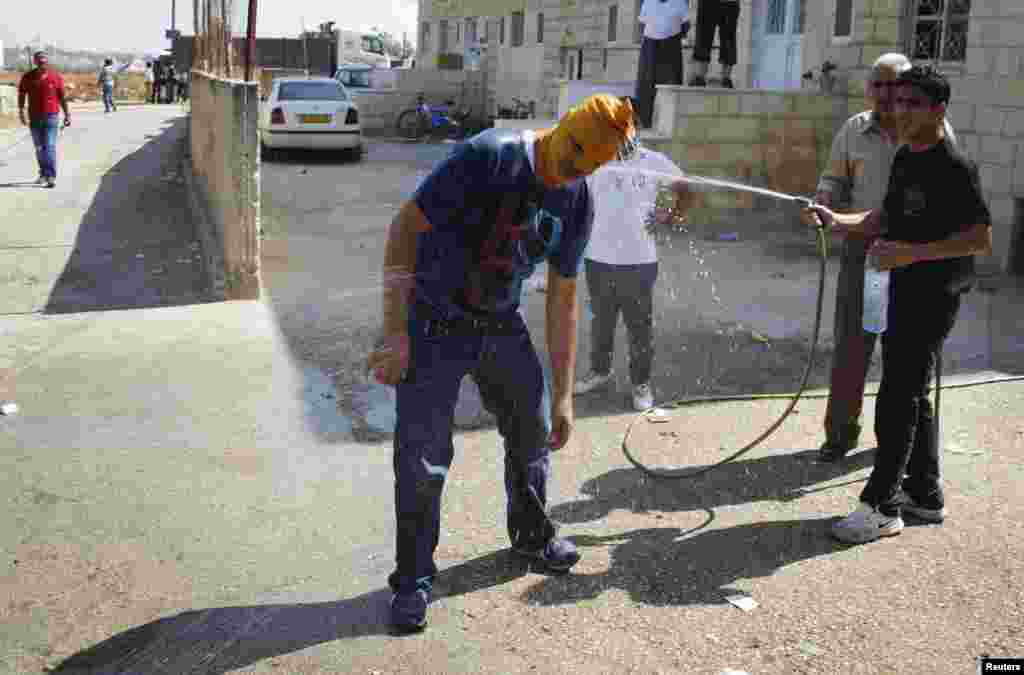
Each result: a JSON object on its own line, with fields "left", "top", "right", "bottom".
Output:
{"left": 831, "top": 502, "right": 904, "bottom": 544}
{"left": 574, "top": 370, "right": 612, "bottom": 395}
{"left": 35, "top": 175, "right": 47, "bottom": 186}
{"left": 632, "top": 383, "right": 654, "bottom": 411}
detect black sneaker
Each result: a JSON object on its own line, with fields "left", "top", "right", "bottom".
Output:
{"left": 818, "top": 421, "right": 862, "bottom": 461}
{"left": 721, "top": 77, "right": 735, "bottom": 89}
{"left": 514, "top": 536, "right": 581, "bottom": 573}
{"left": 390, "top": 588, "right": 429, "bottom": 633}
{"left": 901, "top": 493, "right": 946, "bottom": 523}
{"left": 688, "top": 76, "right": 707, "bottom": 87}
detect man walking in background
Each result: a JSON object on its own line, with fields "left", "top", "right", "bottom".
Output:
{"left": 98, "top": 58, "right": 118, "bottom": 113}
{"left": 803, "top": 53, "right": 957, "bottom": 462}
{"left": 144, "top": 62, "right": 155, "bottom": 103}
{"left": 574, "top": 145, "right": 691, "bottom": 411}
{"left": 18, "top": 51, "right": 71, "bottom": 189}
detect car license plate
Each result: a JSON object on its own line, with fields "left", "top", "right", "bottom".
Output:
{"left": 301, "top": 114, "right": 331, "bottom": 124}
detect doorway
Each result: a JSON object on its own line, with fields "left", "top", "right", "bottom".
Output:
{"left": 751, "top": 0, "right": 806, "bottom": 90}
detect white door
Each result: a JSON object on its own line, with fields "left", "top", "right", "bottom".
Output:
{"left": 751, "top": 0, "right": 805, "bottom": 90}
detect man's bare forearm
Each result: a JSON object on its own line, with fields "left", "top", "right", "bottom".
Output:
{"left": 545, "top": 270, "right": 578, "bottom": 406}
{"left": 381, "top": 201, "right": 424, "bottom": 334}
{"left": 916, "top": 223, "right": 992, "bottom": 262}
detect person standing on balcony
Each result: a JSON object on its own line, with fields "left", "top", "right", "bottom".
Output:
{"left": 689, "top": 0, "right": 740, "bottom": 88}
{"left": 802, "top": 53, "right": 957, "bottom": 462}
{"left": 634, "top": 0, "right": 690, "bottom": 129}
{"left": 18, "top": 51, "right": 71, "bottom": 189}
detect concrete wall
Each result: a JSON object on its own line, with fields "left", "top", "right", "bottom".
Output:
{"left": 188, "top": 71, "right": 261, "bottom": 300}
{"left": 651, "top": 86, "right": 850, "bottom": 227}
{"left": 349, "top": 68, "right": 487, "bottom": 132}
{"left": 943, "top": 0, "right": 1024, "bottom": 273}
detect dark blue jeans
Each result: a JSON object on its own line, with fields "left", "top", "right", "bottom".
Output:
{"left": 30, "top": 114, "right": 60, "bottom": 179}
{"left": 102, "top": 83, "right": 116, "bottom": 112}
{"left": 389, "top": 305, "right": 554, "bottom": 595}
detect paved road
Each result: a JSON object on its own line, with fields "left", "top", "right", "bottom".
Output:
{"left": 2, "top": 121, "right": 1022, "bottom": 674}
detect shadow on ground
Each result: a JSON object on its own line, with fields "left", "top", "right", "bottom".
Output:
{"left": 552, "top": 449, "right": 874, "bottom": 523}
{"left": 523, "top": 517, "right": 851, "bottom": 608}
{"left": 43, "top": 116, "right": 211, "bottom": 313}
{"left": 49, "top": 590, "right": 393, "bottom": 674}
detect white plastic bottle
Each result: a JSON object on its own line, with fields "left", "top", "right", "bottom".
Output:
{"left": 863, "top": 254, "right": 890, "bottom": 334}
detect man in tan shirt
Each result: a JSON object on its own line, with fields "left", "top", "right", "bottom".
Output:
{"left": 805, "top": 53, "right": 956, "bottom": 461}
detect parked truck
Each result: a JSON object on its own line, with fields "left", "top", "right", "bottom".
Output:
{"left": 336, "top": 28, "right": 390, "bottom": 68}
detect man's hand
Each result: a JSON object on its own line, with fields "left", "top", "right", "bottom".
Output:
{"left": 868, "top": 239, "right": 920, "bottom": 271}
{"left": 548, "top": 397, "right": 574, "bottom": 451}
{"left": 366, "top": 331, "right": 410, "bottom": 386}
{"left": 63, "top": 116, "right": 72, "bottom": 128}
{"left": 19, "top": 110, "right": 27, "bottom": 126}
{"left": 804, "top": 204, "right": 845, "bottom": 233}
{"left": 669, "top": 178, "right": 698, "bottom": 218}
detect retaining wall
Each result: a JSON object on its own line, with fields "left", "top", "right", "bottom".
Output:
{"left": 188, "top": 71, "right": 261, "bottom": 300}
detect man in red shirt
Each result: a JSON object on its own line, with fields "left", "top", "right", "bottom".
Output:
{"left": 18, "top": 52, "right": 71, "bottom": 188}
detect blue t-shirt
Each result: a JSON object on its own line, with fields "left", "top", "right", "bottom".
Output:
{"left": 413, "top": 129, "right": 594, "bottom": 318}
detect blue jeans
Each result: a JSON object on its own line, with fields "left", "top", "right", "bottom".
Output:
{"left": 102, "top": 83, "right": 116, "bottom": 112}
{"left": 389, "top": 304, "right": 554, "bottom": 595}
{"left": 30, "top": 114, "right": 60, "bottom": 179}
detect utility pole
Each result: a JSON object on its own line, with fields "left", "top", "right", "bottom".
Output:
{"left": 245, "top": 0, "right": 257, "bottom": 81}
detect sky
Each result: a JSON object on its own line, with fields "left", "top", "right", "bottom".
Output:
{"left": 0, "top": 0, "right": 419, "bottom": 55}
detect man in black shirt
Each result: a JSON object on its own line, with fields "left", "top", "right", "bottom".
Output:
{"left": 806, "top": 66, "right": 992, "bottom": 544}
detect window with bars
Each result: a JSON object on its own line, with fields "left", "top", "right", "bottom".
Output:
{"left": 910, "top": 0, "right": 971, "bottom": 63}
{"left": 511, "top": 11, "right": 525, "bottom": 46}
{"left": 538, "top": 12, "right": 545, "bottom": 43}
{"left": 465, "top": 17, "right": 477, "bottom": 44}
{"left": 440, "top": 19, "right": 449, "bottom": 52}
{"left": 834, "top": 0, "right": 853, "bottom": 38}
{"left": 500, "top": 16, "right": 506, "bottom": 45}
{"left": 609, "top": 4, "right": 619, "bottom": 42}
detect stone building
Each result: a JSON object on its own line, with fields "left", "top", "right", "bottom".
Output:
{"left": 415, "top": 0, "right": 1024, "bottom": 272}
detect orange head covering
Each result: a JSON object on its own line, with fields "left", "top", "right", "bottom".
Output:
{"left": 539, "top": 94, "right": 638, "bottom": 184}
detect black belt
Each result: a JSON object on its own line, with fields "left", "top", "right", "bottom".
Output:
{"left": 417, "top": 305, "right": 521, "bottom": 338}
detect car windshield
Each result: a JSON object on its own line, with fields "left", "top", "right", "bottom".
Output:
{"left": 338, "top": 69, "right": 371, "bottom": 88}
{"left": 278, "top": 82, "right": 348, "bottom": 101}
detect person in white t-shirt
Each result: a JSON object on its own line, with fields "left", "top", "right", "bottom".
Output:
{"left": 634, "top": 0, "right": 690, "bottom": 129}
{"left": 575, "top": 146, "right": 688, "bottom": 411}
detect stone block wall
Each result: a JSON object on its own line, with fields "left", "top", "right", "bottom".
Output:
{"left": 652, "top": 86, "right": 849, "bottom": 227}
{"left": 349, "top": 69, "right": 486, "bottom": 132}
{"left": 943, "top": 0, "right": 1024, "bottom": 272}
{"left": 189, "top": 71, "right": 261, "bottom": 300}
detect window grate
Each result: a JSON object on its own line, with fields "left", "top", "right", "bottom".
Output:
{"left": 909, "top": 0, "right": 971, "bottom": 63}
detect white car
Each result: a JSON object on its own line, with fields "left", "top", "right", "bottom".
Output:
{"left": 259, "top": 77, "right": 363, "bottom": 159}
